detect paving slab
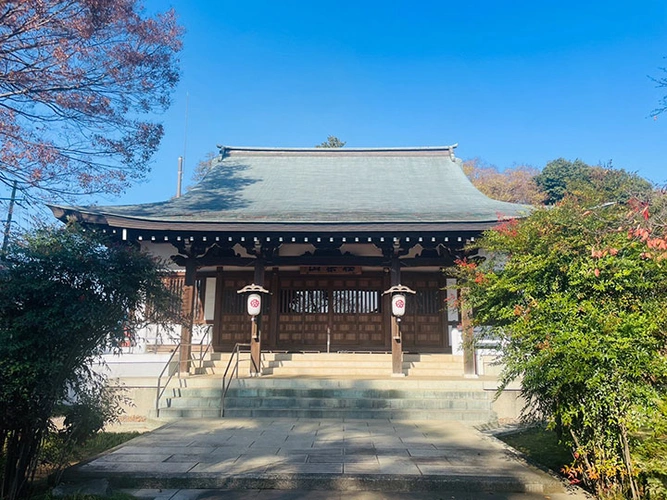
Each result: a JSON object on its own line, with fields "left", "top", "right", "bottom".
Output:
{"left": 123, "top": 491, "right": 588, "bottom": 500}
{"left": 62, "top": 418, "right": 589, "bottom": 498}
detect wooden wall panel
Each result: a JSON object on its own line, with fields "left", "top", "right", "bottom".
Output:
{"left": 277, "top": 274, "right": 384, "bottom": 351}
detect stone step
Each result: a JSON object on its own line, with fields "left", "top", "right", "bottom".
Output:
{"left": 220, "top": 408, "right": 494, "bottom": 421}
{"left": 199, "top": 353, "right": 466, "bottom": 378}
{"left": 191, "top": 359, "right": 253, "bottom": 375}
{"left": 258, "top": 361, "right": 464, "bottom": 370}
{"left": 165, "top": 390, "right": 491, "bottom": 407}
{"left": 404, "top": 368, "right": 464, "bottom": 377}
{"left": 202, "top": 365, "right": 466, "bottom": 377}
{"left": 162, "top": 376, "right": 496, "bottom": 390}
{"left": 224, "top": 397, "right": 491, "bottom": 411}
{"left": 155, "top": 406, "right": 494, "bottom": 421}
{"left": 265, "top": 360, "right": 394, "bottom": 368}
{"left": 159, "top": 377, "right": 496, "bottom": 424}
{"left": 261, "top": 368, "right": 393, "bottom": 377}
{"left": 164, "top": 397, "right": 222, "bottom": 408}
{"left": 153, "top": 407, "right": 222, "bottom": 419}
{"left": 164, "top": 385, "right": 493, "bottom": 399}
{"left": 237, "top": 377, "right": 495, "bottom": 389}
{"left": 227, "top": 388, "right": 491, "bottom": 399}
{"left": 164, "top": 396, "right": 491, "bottom": 411}
{"left": 155, "top": 353, "right": 499, "bottom": 424}
{"left": 208, "top": 352, "right": 463, "bottom": 364}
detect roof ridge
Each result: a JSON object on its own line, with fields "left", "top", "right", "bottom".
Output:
{"left": 218, "top": 144, "right": 458, "bottom": 153}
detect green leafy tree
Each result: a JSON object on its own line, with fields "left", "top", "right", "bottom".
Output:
{"left": 533, "top": 158, "right": 590, "bottom": 204}
{"left": 0, "top": 224, "right": 178, "bottom": 500}
{"left": 455, "top": 179, "right": 667, "bottom": 499}
{"left": 585, "top": 165, "right": 654, "bottom": 204}
{"left": 315, "top": 135, "right": 346, "bottom": 148}
{"left": 533, "top": 158, "right": 652, "bottom": 205}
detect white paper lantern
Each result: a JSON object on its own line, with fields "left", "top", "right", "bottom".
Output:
{"left": 391, "top": 294, "right": 406, "bottom": 317}
{"left": 247, "top": 293, "right": 262, "bottom": 316}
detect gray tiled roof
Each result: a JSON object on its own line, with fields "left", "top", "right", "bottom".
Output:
{"left": 52, "top": 146, "right": 530, "bottom": 227}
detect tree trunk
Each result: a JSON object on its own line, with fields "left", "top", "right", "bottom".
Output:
{"left": 2, "top": 426, "right": 43, "bottom": 500}
{"left": 620, "top": 424, "right": 639, "bottom": 500}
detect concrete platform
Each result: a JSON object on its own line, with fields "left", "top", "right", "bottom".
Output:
{"left": 62, "top": 418, "right": 588, "bottom": 499}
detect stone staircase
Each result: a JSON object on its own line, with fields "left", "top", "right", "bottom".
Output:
{"left": 193, "top": 352, "right": 466, "bottom": 378}
{"left": 155, "top": 352, "right": 498, "bottom": 424}
{"left": 223, "top": 378, "right": 495, "bottom": 421}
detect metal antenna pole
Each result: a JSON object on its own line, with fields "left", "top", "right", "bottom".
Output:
{"left": 176, "top": 156, "right": 183, "bottom": 198}
{"left": 176, "top": 92, "right": 189, "bottom": 198}
{"left": 1, "top": 180, "right": 18, "bottom": 256}
{"left": 183, "top": 91, "right": 189, "bottom": 163}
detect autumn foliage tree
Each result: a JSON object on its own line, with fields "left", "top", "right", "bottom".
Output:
{"left": 0, "top": 0, "right": 183, "bottom": 200}
{"left": 462, "top": 158, "right": 546, "bottom": 205}
{"left": 456, "top": 178, "right": 667, "bottom": 498}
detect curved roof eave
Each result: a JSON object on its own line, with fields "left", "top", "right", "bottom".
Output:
{"left": 48, "top": 145, "right": 533, "bottom": 233}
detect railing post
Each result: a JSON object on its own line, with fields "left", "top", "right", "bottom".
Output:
{"left": 220, "top": 343, "right": 250, "bottom": 418}
{"left": 155, "top": 379, "right": 161, "bottom": 417}
{"left": 155, "top": 342, "right": 182, "bottom": 419}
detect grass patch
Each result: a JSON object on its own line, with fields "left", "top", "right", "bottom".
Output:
{"left": 69, "top": 432, "right": 142, "bottom": 463}
{"left": 497, "top": 426, "right": 572, "bottom": 474}
{"left": 30, "top": 431, "right": 143, "bottom": 499}
{"left": 499, "top": 425, "right": 667, "bottom": 499}
{"left": 39, "top": 431, "right": 142, "bottom": 472}
{"left": 37, "top": 493, "right": 137, "bottom": 500}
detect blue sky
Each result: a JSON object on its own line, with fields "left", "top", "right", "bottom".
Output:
{"left": 112, "top": 0, "right": 667, "bottom": 206}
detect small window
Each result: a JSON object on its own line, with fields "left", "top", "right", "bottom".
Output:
{"left": 280, "top": 289, "right": 329, "bottom": 313}
{"left": 414, "top": 289, "right": 441, "bottom": 315}
{"left": 332, "top": 290, "right": 381, "bottom": 313}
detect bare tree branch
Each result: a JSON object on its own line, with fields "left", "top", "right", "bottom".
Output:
{"left": 0, "top": 0, "right": 183, "bottom": 201}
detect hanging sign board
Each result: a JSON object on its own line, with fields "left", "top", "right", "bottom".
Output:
{"left": 300, "top": 266, "right": 361, "bottom": 275}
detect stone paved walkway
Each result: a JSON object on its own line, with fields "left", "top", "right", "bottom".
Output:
{"left": 63, "top": 418, "right": 589, "bottom": 499}
{"left": 122, "top": 490, "right": 587, "bottom": 499}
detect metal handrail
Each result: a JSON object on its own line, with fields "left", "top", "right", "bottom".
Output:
{"left": 220, "top": 343, "right": 251, "bottom": 417}
{"left": 155, "top": 342, "right": 182, "bottom": 417}
{"left": 154, "top": 335, "right": 212, "bottom": 417}
{"left": 195, "top": 325, "right": 213, "bottom": 370}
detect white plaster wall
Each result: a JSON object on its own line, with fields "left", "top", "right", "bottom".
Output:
{"left": 204, "top": 277, "right": 216, "bottom": 321}
{"left": 94, "top": 353, "right": 174, "bottom": 379}
{"left": 139, "top": 242, "right": 181, "bottom": 270}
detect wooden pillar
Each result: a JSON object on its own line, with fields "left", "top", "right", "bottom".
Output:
{"left": 382, "top": 270, "right": 392, "bottom": 351}
{"left": 390, "top": 257, "right": 404, "bottom": 377}
{"left": 250, "top": 257, "right": 264, "bottom": 376}
{"left": 460, "top": 287, "right": 477, "bottom": 377}
{"left": 268, "top": 268, "right": 279, "bottom": 350}
{"left": 211, "top": 267, "right": 224, "bottom": 351}
{"left": 391, "top": 317, "right": 403, "bottom": 376}
{"left": 179, "top": 260, "right": 197, "bottom": 374}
